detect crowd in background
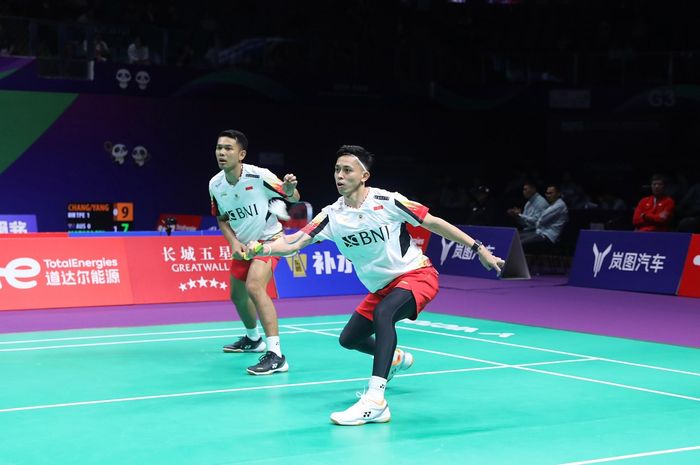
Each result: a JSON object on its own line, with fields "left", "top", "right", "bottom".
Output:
{"left": 2, "top": 0, "right": 700, "bottom": 84}
{"left": 426, "top": 170, "right": 700, "bottom": 252}
{"left": 2, "top": 0, "right": 700, "bottom": 245}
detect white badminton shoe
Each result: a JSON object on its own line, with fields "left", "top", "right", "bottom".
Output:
{"left": 330, "top": 394, "right": 391, "bottom": 426}
{"left": 387, "top": 348, "right": 414, "bottom": 381}
{"left": 268, "top": 199, "right": 290, "bottom": 221}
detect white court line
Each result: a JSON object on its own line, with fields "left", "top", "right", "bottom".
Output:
{"left": 398, "top": 358, "right": 595, "bottom": 379}
{"left": 285, "top": 324, "right": 700, "bottom": 404}
{"left": 0, "top": 320, "right": 347, "bottom": 345}
{"left": 556, "top": 445, "right": 700, "bottom": 465}
{"left": 517, "top": 365, "right": 700, "bottom": 402}
{"left": 0, "top": 329, "right": 342, "bottom": 352}
{"left": 285, "top": 322, "right": 597, "bottom": 366}
{"left": 0, "top": 359, "right": 590, "bottom": 414}
{"left": 2, "top": 319, "right": 697, "bottom": 381}
{"left": 397, "top": 325, "right": 700, "bottom": 377}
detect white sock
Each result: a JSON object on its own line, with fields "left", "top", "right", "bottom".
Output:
{"left": 366, "top": 376, "right": 387, "bottom": 403}
{"left": 266, "top": 336, "right": 282, "bottom": 357}
{"left": 246, "top": 327, "right": 261, "bottom": 341}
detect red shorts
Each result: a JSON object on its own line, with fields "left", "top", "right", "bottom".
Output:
{"left": 230, "top": 255, "right": 280, "bottom": 281}
{"left": 355, "top": 266, "right": 439, "bottom": 321}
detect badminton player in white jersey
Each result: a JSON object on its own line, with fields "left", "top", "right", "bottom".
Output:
{"left": 246, "top": 145, "right": 504, "bottom": 424}
{"left": 209, "top": 129, "right": 300, "bottom": 375}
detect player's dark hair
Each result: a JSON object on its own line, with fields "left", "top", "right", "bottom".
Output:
{"left": 651, "top": 173, "right": 666, "bottom": 183}
{"left": 218, "top": 129, "right": 248, "bottom": 150}
{"left": 336, "top": 145, "right": 374, "bottom": 171}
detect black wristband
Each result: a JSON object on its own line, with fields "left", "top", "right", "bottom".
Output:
{"left": 471, "top": 240, "right": 483, "bottom": 253}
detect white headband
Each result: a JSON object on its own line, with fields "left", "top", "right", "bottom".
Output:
{"left": 350, "top": 155, "right": 368, "bottom": 173}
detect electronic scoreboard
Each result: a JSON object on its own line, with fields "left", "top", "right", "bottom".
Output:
{"left": 67, "top": 202, "right": 134, "bottom": 232}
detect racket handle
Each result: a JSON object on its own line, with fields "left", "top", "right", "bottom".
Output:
{"left": 243, "top": 241, "right": 264, "bottom": 260}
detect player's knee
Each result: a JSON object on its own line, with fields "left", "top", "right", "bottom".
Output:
{"left": 244, "top": 280, "right": 265, "bottom": 297}
{"left": 338, "top": 331, "right": 356, "bottom": 350}
{"left": 372, "top": 307, "right": 393, "bottom": 330}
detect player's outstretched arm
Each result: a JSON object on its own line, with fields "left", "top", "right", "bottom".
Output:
{"left": 421, "top": 213, "right": 505, "bottom": 275}
{"left": 246, "top": 230, "right": 313, "bottom": 259}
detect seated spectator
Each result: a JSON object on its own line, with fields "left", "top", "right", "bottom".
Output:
{"left": 438, "top": 175, "right": 469, "bottom": 209}
{"left": 596, "top": 191, "right": 627, "bottom": 211}
{"left": 466, "top": 185, "right": 500, "bottom": 226}
{"left": 0, "top": 23, "right": 14, "bottom": 56}
{"left": 176, "top": 43, "right": 194, "bottom": 67}
{"left": 204, "top": 37, "right": 223, "bottom": 69}
{"left": 632, "top": 174, "right": 675, "bottom": 232}
{"left": 559, "top": 171, "right": 588, "bottom": 209}
{"left": 520, "top": 184, "right": 569, "bottom": 252}
{"left": 676, "top": 180, "right": 700, "bottom": 233}
{"left": 507, "top": 182, "right": 548, "bottom": 231}
{"left": 82, "top": 33, "right": 110, "bottom": 62}
{"left": 127, "top": 36, "right": 150, "bottom": 65}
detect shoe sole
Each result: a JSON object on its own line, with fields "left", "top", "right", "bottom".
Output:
{"left": 222, "top": 347, "right": 267, "bottom": 353}
{"left": 222, "top": 342, "right": 267, "bottom": 353}
{"left": 246, "top": 361, "right": 289, "bottom": 376}
{"left": 387, "top": 352, "right": 414, "bottom": 381}
{"left": 330, "top": 411, "right": 391, "bottom": 426}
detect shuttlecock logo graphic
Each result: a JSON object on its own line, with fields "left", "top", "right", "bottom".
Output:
{"left": 592, "top": 243, "right": 612, "bottom": 278}
{"left": 440, "top": 238, "right": 456, "bottom": 265}
{"left": 693, "top": 255, "right": 700, "bottom": 266}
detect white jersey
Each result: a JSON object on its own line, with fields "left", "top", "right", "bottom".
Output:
{"left": 209, "top": 164, "right": 288, "bottom": 243}
{"left": 302, "top": 187, "right": 432, "bottom": 292}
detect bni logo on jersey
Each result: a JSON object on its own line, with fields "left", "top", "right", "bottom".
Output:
{"left": 591, "top": 243, "right": 612, "bottom": 278}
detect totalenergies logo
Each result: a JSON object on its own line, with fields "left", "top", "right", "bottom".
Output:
{"left": 0, "top": 257, "right": 41, "bottom": 289}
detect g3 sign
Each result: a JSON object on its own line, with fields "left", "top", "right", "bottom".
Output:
{"left": 0, "top": 258, "right": 40, "bottom": 289}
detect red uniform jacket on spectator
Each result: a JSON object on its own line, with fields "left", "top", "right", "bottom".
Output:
{"left": 633, "top": 195, "right": 675, "bottom": 231}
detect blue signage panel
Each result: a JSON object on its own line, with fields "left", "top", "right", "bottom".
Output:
{"left": 199, "top": 216, "right": 219, "bottom": 231}
{"left": 0, "top": 214, "right": 38, "bottom": 233}
{"left": 568, "top": 230, "right": 691, "bottom": 294}
{"left": 273, "top": 240, "right": 366, "bottom": 298}
{"left": 425, "top": 225, "right": 515, "bottom": 279}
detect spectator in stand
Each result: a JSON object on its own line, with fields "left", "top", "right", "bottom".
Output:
{"left": 127, "top": 36, "right": 150, "bottom": 65}
{"left": 466, "top": 185, "right": 500, "bottom": 226}
{"left": 82, "top": 33, "right": 110, "bottom": 62}
{"left": 596, "top": 191, "right": 627, "bottom": 211}
{"left": 560, "top": 171, "right": 596, "bottom": 209}
{"left": 520, "top": 184, "right": 569, "bottom": 252}
{"left": 204, "top": 37, "right": 223, "bottom": 69}
{"left": 176, "top": 43, "right": 194, "bottom": 67}
{"left": 676, "top": 180, "right": 700, "bottom": 233}
{"left": 632, "top": 174, "right": 675, "bottom": 232}
{"left": 507, "top": 182, "right": 549, "bottom": 232}
{"left": 0, "top": 23, "right": 15, "bottom": 56}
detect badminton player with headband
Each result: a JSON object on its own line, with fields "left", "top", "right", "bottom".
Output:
{"left": 247, "top": 144, "right": 504, "bottom": 425}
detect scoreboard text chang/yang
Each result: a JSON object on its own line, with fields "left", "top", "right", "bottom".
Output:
{"left": 66, "top": 202, "right": 134, "bottom": 232}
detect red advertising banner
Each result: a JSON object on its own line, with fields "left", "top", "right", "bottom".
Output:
{"left": 0, "top": 235, "right": 279, "bottom": 311}
{"left": 678, "top": 234, "right": 700, "bottom": 298}
{"left": 124, "top": 236, "right": 277, "bottom": 305}
{"left": 0, "top": 237, "right": 133, "bottom": 311}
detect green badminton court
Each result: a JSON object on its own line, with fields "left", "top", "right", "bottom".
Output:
{"left": 1, "top": 312, "right": 699, "bottom": 465}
